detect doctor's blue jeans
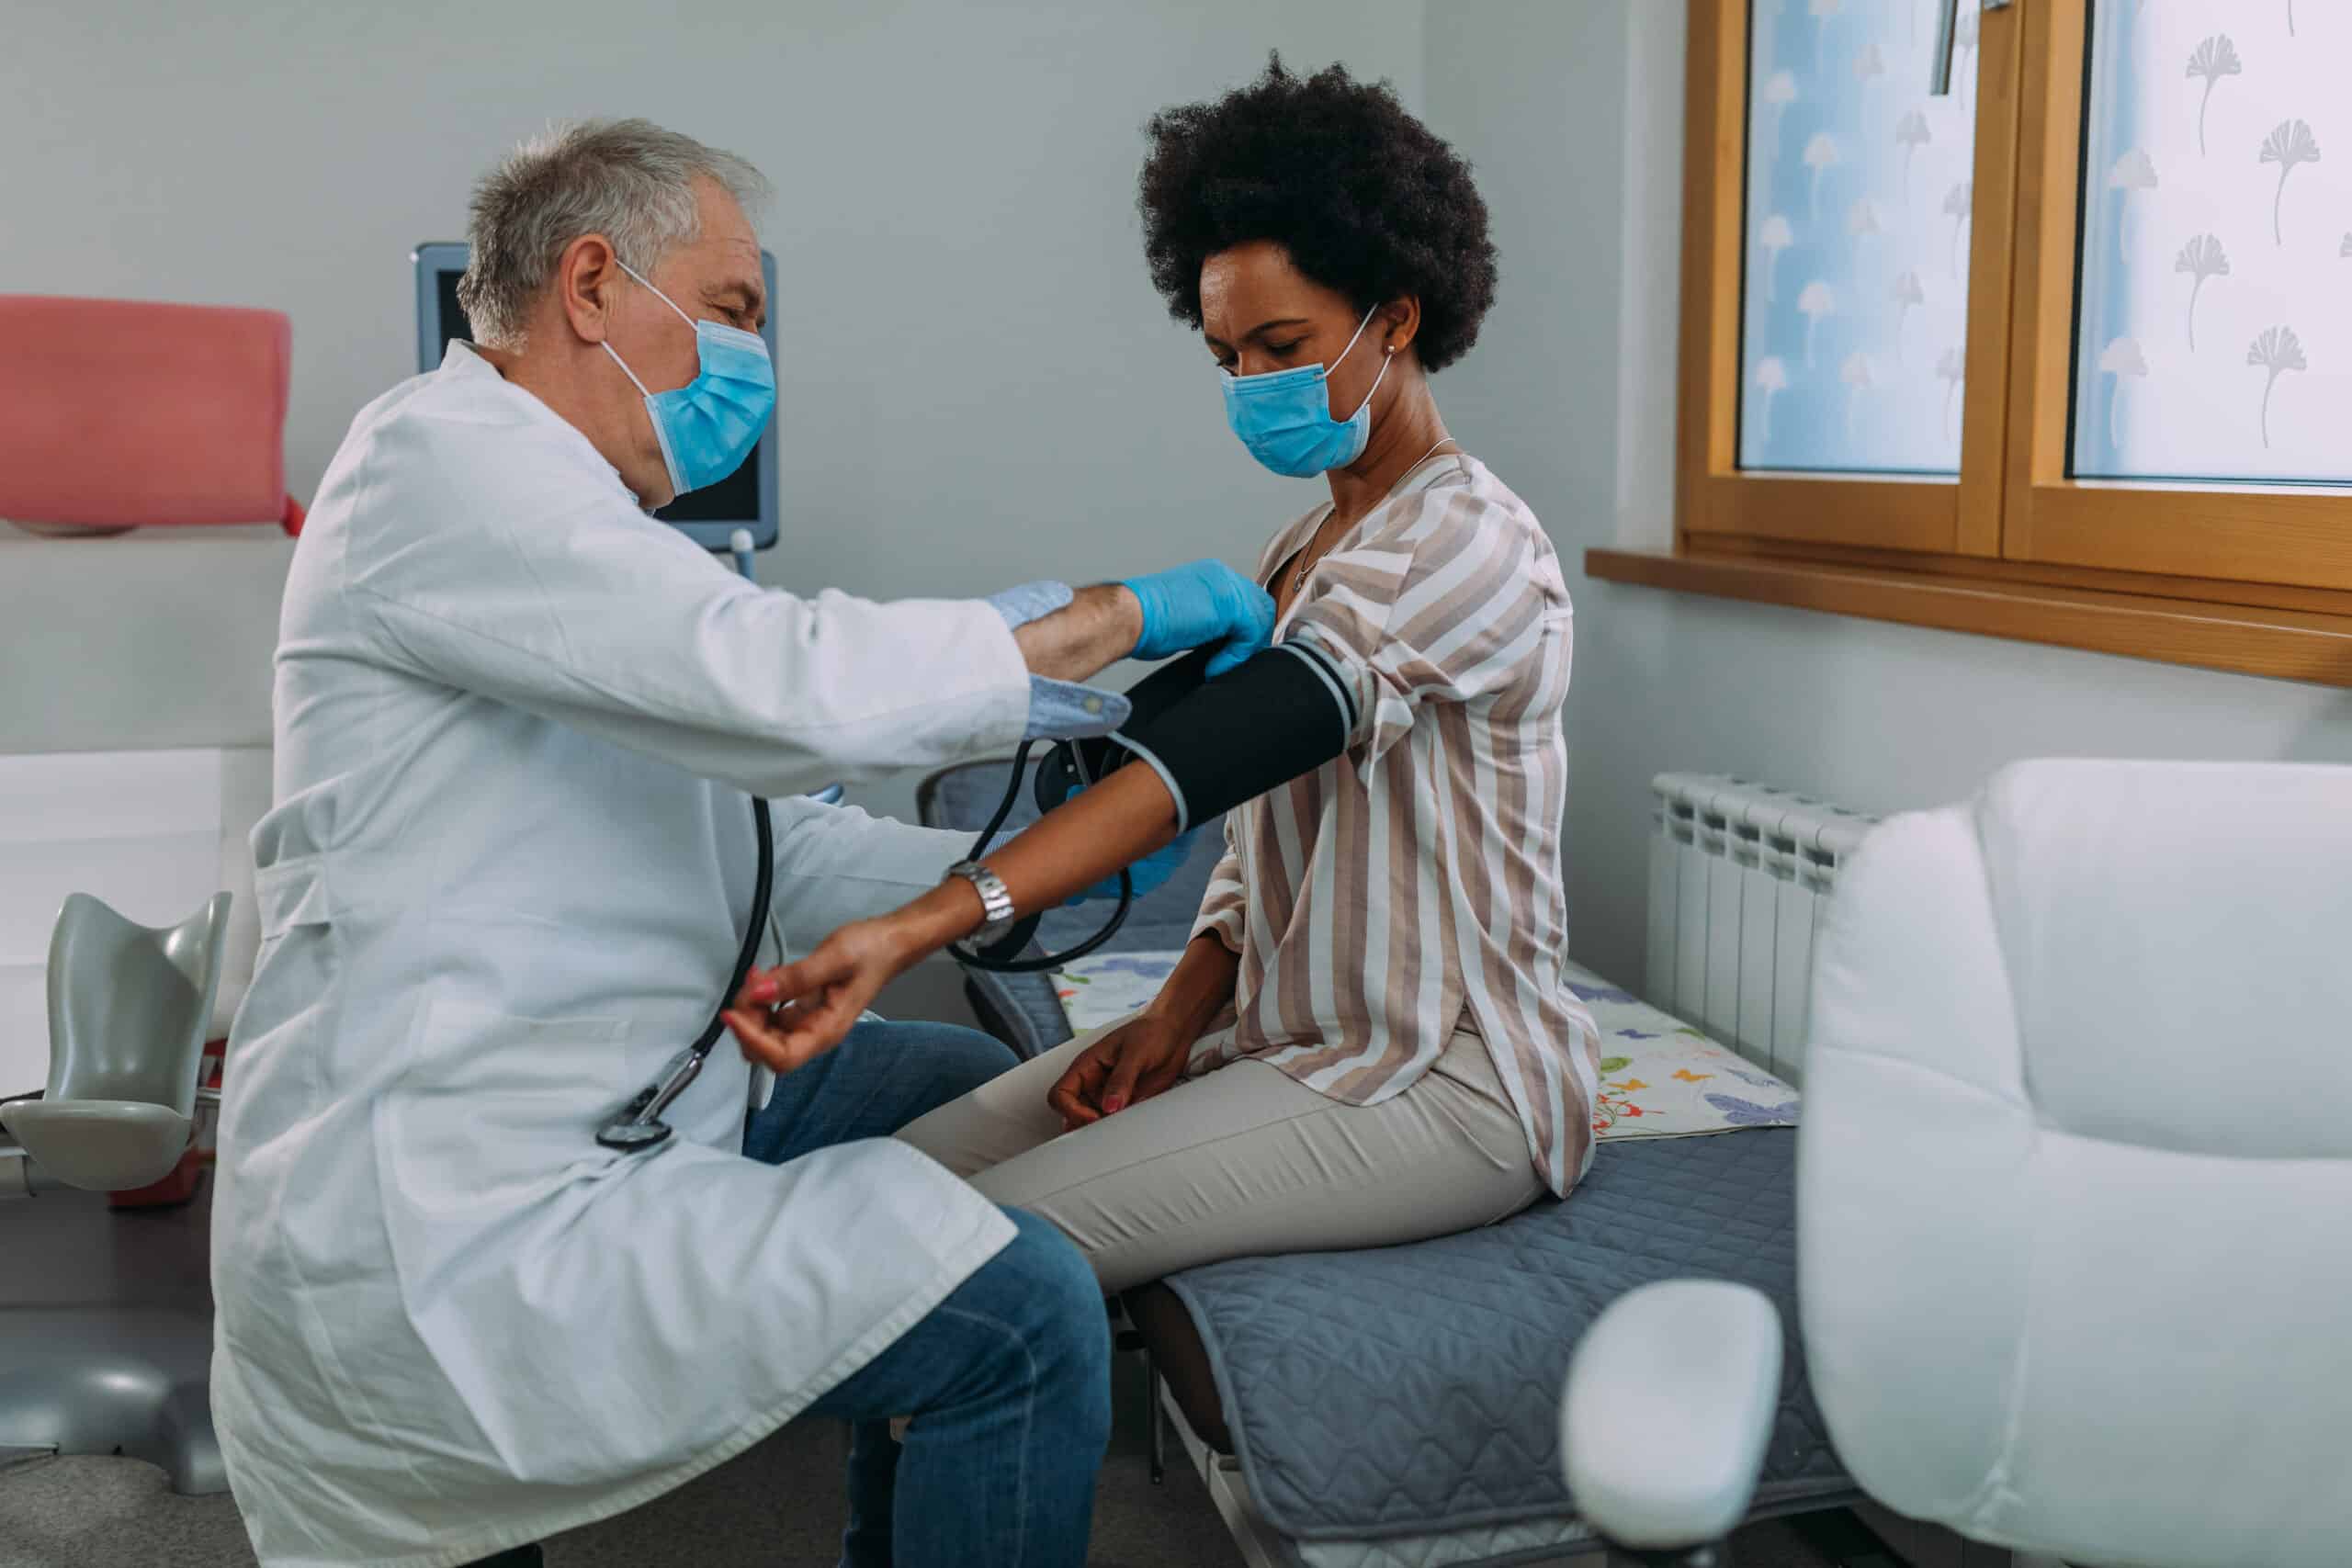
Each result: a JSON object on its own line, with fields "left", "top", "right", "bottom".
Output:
{"left": 741, "top": 1020, "right": 1112, "bottom": 1568}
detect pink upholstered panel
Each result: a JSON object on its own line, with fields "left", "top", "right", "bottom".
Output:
{"left": 0, "top": 295, "right": 297, "bottom": 529}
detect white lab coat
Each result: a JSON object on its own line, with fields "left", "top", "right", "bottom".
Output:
{"left": 210, "top": 344, "right": 1033, "bottom": 1567}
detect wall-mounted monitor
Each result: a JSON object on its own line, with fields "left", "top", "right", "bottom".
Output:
{"left": 411, "top": 242, "right": 778, "bottom": 551}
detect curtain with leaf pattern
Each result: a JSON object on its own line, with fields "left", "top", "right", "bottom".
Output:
{"left": 2076, "top": 0, "right": 2349, "bottom": 483}
{"left": 1740, "top": 0, "right": 1976, "bottom": 475}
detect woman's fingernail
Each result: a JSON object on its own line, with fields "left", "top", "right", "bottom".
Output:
{"left": 1102, "top": 1094, "right": 1125, "bottom": 1113}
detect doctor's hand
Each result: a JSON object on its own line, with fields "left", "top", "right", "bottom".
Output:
{"left": 1121, "top": 559, "right": 1275, "bottom": 677}
{"left": 727, "top": 918, "right": 924, "bottom": 1074}
{"left": 1046, "top": 1011, "right": 1194, "bottom": 1130}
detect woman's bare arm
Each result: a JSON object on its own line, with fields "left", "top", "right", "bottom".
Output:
{"left": 729, "top": 763, "right": 1182, "bottom": 1065}
{"left": 1148, "top": 931, "right": 1240, "bottom": 1037}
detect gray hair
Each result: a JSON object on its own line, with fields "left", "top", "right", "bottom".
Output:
{"left": 457, "top": 118, "right": 770, "bottom": 350}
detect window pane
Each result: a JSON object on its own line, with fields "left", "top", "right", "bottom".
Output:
{"left": 1738, "top": 0, "right": 1976, "bottom": 475}
{"left": 2075, "top": 1, "right": 2352, "bottom": 485}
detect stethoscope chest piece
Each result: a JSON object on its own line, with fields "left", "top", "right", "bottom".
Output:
{"left": 594, "top": 1118, "right": 676, "bottom": 1153}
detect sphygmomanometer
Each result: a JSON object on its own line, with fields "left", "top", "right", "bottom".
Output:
{"left": 950, "top": 638, "right": 1359, "bottom": 971}
{"left": 600, "top": 628, "right": 1358, "bottom": 1152}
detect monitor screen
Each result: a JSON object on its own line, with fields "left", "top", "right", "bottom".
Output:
{"left": 411, "top": 242, "right": 778, "bottom": 549}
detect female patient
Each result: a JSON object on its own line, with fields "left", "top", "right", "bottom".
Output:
{"left": 728, "top": 58, "right": 1600, "bottom": 1292}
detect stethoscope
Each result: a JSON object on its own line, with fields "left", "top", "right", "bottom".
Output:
{"left": 595, "top": 536, "right": 1134, "bottom": 1154}
{"left": 597, "top": 532, "right": 777, "bottom": 1153}
{"left": 944, "top": 735, "right": 1134, "bottom": 973}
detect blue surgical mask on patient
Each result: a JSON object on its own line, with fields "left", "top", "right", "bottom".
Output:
{"left": 1219, "top": 305, "right": 1391, "bottom": 478}
{"left": 602, "top": 261, "right": 775, "bottom": 499}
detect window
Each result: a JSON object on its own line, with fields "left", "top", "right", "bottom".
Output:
{"left": 1736, "top": 0, "right": 1977, "bottom": 480}
{"left": 2071, "top": 9, "right": 2352, "bottom": 489}
{"left": 1598, "top": 0, "right": 2352, "bottom": 686}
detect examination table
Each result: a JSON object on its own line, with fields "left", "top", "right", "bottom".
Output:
{"left": 920, "top": 760, "right": 1860, "bottom": 1568}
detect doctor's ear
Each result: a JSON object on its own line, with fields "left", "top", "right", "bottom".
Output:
{"left": 553, "top": 232, "right": 625, "bottom": 346}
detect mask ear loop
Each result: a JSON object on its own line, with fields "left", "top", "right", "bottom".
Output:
{"left": 1326, "top": 304, "right": 1397, "bottom": 421}
{"left": 599, "top": 258, "right": 706, "bottom": 501}
{"left": 1348, "top": 343, "right": 1395, "bottom": 422}
{"left": 602, "top": 340, "right": 655, "bottom": 399}
{"left": 616, "top": 258, "right": 700, "bottom": 331}
{"left": 601, "top": 256, "right": 705, "bottom": 394}
{"left": 1326, "top": 303, "right": 1380, "bottom": 374}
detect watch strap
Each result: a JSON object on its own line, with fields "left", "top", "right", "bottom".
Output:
{"left": 945, "top": 860, "right": 1019, "bottom": 945}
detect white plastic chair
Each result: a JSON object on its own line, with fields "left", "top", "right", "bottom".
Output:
{"left": 1562, "top": 760, "right": 2352, "bottom": 1568}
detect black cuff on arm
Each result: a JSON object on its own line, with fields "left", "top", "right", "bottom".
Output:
{"left": 1105, "top": 643, "right": 1356, "bottom": 833}
{"left": 1052, "top": 645, "right": 1218, "bottom": 787}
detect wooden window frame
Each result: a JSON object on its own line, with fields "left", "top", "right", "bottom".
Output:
{"left": 1595, "top": 0, "right": 2352, "bottom": 689}
{"left": 2003, "top": 0, "right": 2352, "bottom": 594}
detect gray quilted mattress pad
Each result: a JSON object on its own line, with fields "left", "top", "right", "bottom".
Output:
{"left": 1162, "top": 1128, "right": 1850, "bottom": 1543}
{"left": 917, "top": 761, "right": 1850, "bottom": 1540}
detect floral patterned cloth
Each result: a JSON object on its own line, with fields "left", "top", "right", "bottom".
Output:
{"left": 1050, "top": 952, "right": 1184, "bottom": 1036}
{"left": 1557, "top": 961, "right": 1799, "bottom": 1139}
{"left": 1051, "top": 953, "right": 1798, "bottom": 1140}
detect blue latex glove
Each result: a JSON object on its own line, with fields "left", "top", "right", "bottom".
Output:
{"left": 1122, "top": 559, "right": 1276, "bottom": 677}
{"left": 1062, "top": 776, "right": 1196, "bottom": 906}
{"left": 1066, "top": 831, "right": 1193, "bottom": 907}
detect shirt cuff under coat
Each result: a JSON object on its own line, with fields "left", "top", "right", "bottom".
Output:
{"left": 988, "top": 580, "right": 1133, "bottom": 741}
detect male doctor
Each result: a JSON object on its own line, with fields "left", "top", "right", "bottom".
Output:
{"left": 210, "top": 119, "right": 1272, "bottom": 1568}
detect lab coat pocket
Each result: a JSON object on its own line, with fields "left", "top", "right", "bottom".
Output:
{"left": 372, "top": 998, "right": 628, "bottom": 1283}
{"left": 230, "top": 858, "right": 342, "bottom": 1081}
{"left": 369, "top": 998, "right": 634, "bottom": 1465}
{"left": 252, "top": 855, "right": 334, "bottom": 940}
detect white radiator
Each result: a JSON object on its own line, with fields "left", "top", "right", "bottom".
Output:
{"left": 1645, "top": 773, "right": 1876, "bottom": 1088}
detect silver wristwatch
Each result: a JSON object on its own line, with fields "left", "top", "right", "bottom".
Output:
{"left": 944, "top": 861, "right": 1020, "bottom": 946}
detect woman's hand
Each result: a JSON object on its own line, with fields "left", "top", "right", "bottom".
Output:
{"left": 1046, "top": 931, "right": 1239, "bottom": 1129}
{"left": 726, "top": 915, "right": 927, "bottom": 1074}
{"left": 1046, "top": 1010, "right": 1196, "bottom": 1129}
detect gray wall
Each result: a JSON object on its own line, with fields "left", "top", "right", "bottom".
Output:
{"left": 11, "top": 0, "right": 2346, "bottom": 992}
{"left": 1423, "top": 0, "right": 2352, "bottom": 988}
{"left": 1, "top": 0, "right": 1424, "bottom": 812}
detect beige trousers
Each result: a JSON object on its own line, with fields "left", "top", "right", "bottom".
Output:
{"left": 894, "top": 1017, "right": 1545, "bottom": 1294}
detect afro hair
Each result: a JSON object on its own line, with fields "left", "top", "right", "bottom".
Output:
{"left": 1137, "top": 54, "right": 1499, "bottom": 373}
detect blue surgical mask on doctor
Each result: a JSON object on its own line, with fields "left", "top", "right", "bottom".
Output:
{"left": 601, "top": 260, "right": 775, "bottom": 499}
{"left": 1219, "top": 304, "right": 1393, "bottom": 478}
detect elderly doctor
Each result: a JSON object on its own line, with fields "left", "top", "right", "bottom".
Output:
{"left": 210, "top": 119, "right": 1271, "bottom": 1568}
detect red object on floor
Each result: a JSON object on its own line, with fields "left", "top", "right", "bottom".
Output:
{"left": 108, "top": 1036, "right": 225, "bottom": 1208}
{"left": 110, "top": 1143, "right": 207, "bottom": 1208}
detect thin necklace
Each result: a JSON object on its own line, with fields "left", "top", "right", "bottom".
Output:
{"left": 1293, "top": 435, "right": 1461, "bottom": 593}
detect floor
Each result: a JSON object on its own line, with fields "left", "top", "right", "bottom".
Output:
{"left": 0, "top": 1348, "right": 1255, "bottom": 1568}
{"left": 0, "top": 1355, "right": 1844, "bottom": 1568}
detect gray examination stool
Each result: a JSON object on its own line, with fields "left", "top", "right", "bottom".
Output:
{"left": 1, "top": 891, "right": 231, "bottom": 1494}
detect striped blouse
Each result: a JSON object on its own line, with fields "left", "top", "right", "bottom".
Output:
{"left": 1186, "top": 454, "right": 1601, "bottom": 1197}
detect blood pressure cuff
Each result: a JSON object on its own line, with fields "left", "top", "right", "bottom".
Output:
{"left": 1039, "top": 641, "right": 1360, "bottom": 833}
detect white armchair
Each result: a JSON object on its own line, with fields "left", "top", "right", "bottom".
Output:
{"left": 1564, "top": 760, "right": 2352, "bottom": 1568}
